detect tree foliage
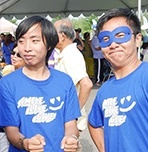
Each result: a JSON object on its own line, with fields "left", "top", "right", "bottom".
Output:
{"left": 9, "top": 12, "right": 148, "bottom": 37}
{"left": 71, "top": 14, "right": 98, "bottom": 36}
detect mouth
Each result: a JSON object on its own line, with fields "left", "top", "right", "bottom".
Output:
{"left": 24, "top": 55, "right": 34, "bottom": 60}
{"left": 109, "top": 50, "right": 122, "bottom": 55}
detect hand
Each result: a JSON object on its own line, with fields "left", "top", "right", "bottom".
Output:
{"left": 23, "top": 134, "right": 45, "bottom": 152}
{"left": 61, "top": 135, "right": 80, "bottom": 152}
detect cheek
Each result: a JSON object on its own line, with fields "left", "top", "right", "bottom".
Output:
{"left": 19, "top": 60, "right": 25, "bottom": 65}
{"left": 101, "top": 48, "right": 108, "bottom": 56}
{"left": 17, "top": 45, "right": 23, "bottom": 53}
{"left": 36, "top": 42, "right": 47, "bottom": 51}
{"left": 124, "top": 40, "right": 137, "bottom": 52}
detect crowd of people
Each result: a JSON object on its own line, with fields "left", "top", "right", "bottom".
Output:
{"left": 0, "top": 7, "right": 148, "bottom": 152}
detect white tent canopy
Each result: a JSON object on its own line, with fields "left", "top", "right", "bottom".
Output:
{"left": 0, "top": 0, "right": 148, "bottom": 19}
{"left": 0, "top": 17, "right": 17, "bottom": 35}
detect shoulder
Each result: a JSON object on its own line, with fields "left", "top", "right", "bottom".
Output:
{"left": 142, "top": 61, "right": 148, "bottom": 65}
{"left": 2, "top": 65, "right": 15, "bottom": 76}
{"left": 1, "top": 68, "right": 22, "bottom": 79}
{"left": 50, "top": 68, "right": 75, "bottom": 87}
{"left": 139, "top": 62, "right": 148, "bottom": 72}
{"left": 138, "top": 62, "right": 148, "bottom": 79}
{"left": 63, "top": 43, "right": 83, "bottom": 56}
{"left": 50, "top": 68, "right": 72, "bottom": 80}
{"left": 0, "top": 68, "right": 22, "bottom": 89}
{"left": 91, "top": 36, "right": 99, "bottom": 46}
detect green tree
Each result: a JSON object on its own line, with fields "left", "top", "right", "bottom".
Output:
{"left": 71, "top": 14, "right": 98, "bottom": 37}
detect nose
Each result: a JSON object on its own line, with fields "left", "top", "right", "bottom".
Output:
{"left": 24, "top": 41, "right": 31, "bottom": 52}
{"left": 109, "top": 41, "right": 119, "bottom": 48}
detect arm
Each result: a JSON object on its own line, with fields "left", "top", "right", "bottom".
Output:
{"left": 88, "top": 123, "right": 105, "bottom": 152}
{"left": 78, "top": 77, "right": 93, "bottom": 109}
{"left": 5, "top": 126, "right": 45, "bottom": 151}
{"left": 77, "top": 38, "right": 85, "bottom": 51}
{"left": 61, "top": 120, "right": 80, "bottom": 151}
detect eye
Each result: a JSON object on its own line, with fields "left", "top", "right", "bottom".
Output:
{"left": 32, "top": 39, "right": 40, "bottom": 43}
{"left": 103, "top": 36, "right": 110, "bottom": 42}
{"left": 18, "top": 39, "right": 24, "bottom": 44}
{"left": 115, "top": 32, "right": 125, "bottom": 38}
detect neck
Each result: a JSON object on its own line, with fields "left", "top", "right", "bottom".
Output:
{"left": 61, "top": 40, "right": 73, "bottom": 52}
{"left": 22, "top": 65, "right": 50, "bottom": 80}
{"left": 113, "top": 59, "right": 142, "bottom": 79}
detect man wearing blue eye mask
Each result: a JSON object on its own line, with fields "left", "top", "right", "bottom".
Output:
{"left": 88, "top": 8, "right": 148, "bottom": 152}
{"left": 98, "top": 26, "right": 132, "bottom": 48}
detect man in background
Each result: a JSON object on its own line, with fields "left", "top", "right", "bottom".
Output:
{"left": 53, "top": 19, "right": 93, "bottom": 137}
{"left": 91, "top": 30, "right": 105, "bottom": 86}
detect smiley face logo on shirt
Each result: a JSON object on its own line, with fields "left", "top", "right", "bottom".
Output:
{"left": 119, "top": 95, "right": 136, "bottom": 112}
{"left": 49, "top": 96, "right": 64, "bottom": 111}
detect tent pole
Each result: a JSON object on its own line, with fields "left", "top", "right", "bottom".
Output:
{"left": 138, "top": 0, "right": 141, "bottom": 60}
{"left": 138, "top": 0, "right": 141, "bottom": 20}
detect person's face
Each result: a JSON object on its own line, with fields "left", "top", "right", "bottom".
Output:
{"left": 11, "top": 47, "right": 25, "bottom": 69}
{"left": 100, "top": 17, "right": 142, "bottom": 68}
{"left": 0, "top": 34, "right": 5, "bottom": 41}
{"left": 17, "top": 24, "right": 47, "bottom": 67}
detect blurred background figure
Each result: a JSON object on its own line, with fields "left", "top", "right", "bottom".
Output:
{"left": 73, "top": 28, "right": 84, "bottom": 52}
{"left": 54, "top": 19, "right": 93, "bottom": 135}
{"left": 91, "top": 30, "right": 105, "bottom": 86}
{"left": 141, "top": 35, "right": 148, "bottom": 61}
{"left": 0, "top": 33, "right": 6, "bottom": 78}
{"left": 0, "top": 33, "right": 6, "bottom": 43}
{"left": 83, "top": 32, "right": 94, "bottom": 78}
{"left": 2, "top": 43, "right": 25, "bottom": 76}
{"left": 1, "top": 33, "right": 14, "bottom": 64}
{"left": 141, "top": 42, "right": 148, "bottom": 61}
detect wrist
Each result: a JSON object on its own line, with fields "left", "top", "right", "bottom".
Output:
{"left": 13, "top": 137, "right": 26, "bottom": 150}
{"left": 22, "top": 138, "right": 29, "bottom": 151}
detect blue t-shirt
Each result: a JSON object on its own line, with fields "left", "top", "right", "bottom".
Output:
{"left": 0, "top": 68, "right": 81, "bottom": 152}
{"left": 2, "top": 42, "right": 14, "bottom": 64}
{"left": 88, "top": 62, "right": 148, "bottom": 152}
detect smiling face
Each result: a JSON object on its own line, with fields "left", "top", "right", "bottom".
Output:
{"left": 100, "top": 17, "right": 142, "bottom": 69}
{"left": 17, "top": 24, "right": 47, "bottom": 67}
{"left": 11, "top": 46, "right": 25, "bottom": 69}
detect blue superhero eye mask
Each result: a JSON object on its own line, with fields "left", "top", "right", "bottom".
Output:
{"left": 98, "top": 26, "right": 132, "bottom": 48}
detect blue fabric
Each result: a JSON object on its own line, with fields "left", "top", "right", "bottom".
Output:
{"left": 0, "top": 68, "right": 81, "bottom": 152}
{"left": 98, "top": 26, "right": 132, "bottom": 48}
{"left": 143, "top": 36, "right": 148, "bottom": 43}
{"left": 2, "top": 42, "right": 14, "bottom": 64}
{"left": 88, "top": 62, "right": 148, "bottom": 152}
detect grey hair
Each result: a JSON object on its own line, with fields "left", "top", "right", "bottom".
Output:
{"left": 56, "top": 19, "right": 76, "bottom": 41}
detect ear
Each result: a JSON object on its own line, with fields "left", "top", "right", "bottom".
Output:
{"left": 61, "top": 32, "right": 66, "bottom": 42}
{"left": 136, "top": 33, "right": 142, "bottom": 48}
{"left": 58, "top": 32, "right": 65, "bottom": 42}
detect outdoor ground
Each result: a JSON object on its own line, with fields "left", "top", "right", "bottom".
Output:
{"left": 79, "top": 85, "right": 99, "bottom": 152}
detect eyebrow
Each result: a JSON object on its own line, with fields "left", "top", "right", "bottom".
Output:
{"left": 20, "top": 35, "right": 41, "bottom": 39}
{"left": 30, "top": 35, "right": 41, "bottom": 39}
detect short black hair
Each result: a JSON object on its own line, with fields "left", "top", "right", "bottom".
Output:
{"left": 97, "top": 8, "right": 141, "bottom": 36}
